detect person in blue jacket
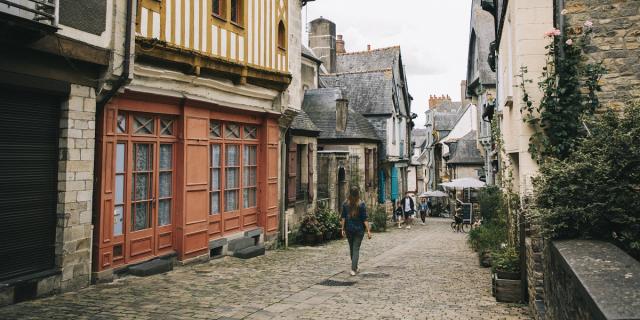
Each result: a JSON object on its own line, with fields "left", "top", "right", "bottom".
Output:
{"left": 340, "top": 186, "right": 372, "bottom": 276}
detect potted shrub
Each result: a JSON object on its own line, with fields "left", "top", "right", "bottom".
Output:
{"left": 491, "top": 247, "right": 522, "bottom": 303}
{"left": 369, "top": 205, "right": 388, "bottom": 232}
{"left": 299, "top": 214, "right": 323, "bottom": 245}
{"left": 316, "top": 208, "right": 341, "bottom": 241}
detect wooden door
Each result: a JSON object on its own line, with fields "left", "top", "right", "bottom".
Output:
{"left": 127, "top": 142, "right": 156, "bottom": 262}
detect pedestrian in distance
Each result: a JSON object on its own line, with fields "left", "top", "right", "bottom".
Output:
{"left": 394, "top": 200, "right": 404, "bottom": 229}
{"left": 426, "top": 197, "right": 433, "bottom": 217}
{"left": 419, "top": 197, "right": 428, "bottom": 225}
{"left": 401, "top": 192, "right": 415, "bottom": 229}
{"left": 340, "top": 186, "right": 372, "bottom": 276}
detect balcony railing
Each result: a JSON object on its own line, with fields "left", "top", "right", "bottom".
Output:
{"left": 0, "top": 0, "right": 58, "bottom": 26}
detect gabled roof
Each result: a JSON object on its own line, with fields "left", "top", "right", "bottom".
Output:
{"left": 412, "top": 128, "right": 429, "bottom": 149}
{"left": 336, "top": 46, "right": 401, "bottom": 74}
{"left": 290, "top": 109, "right": 320, "bottom": 135}
{"left": 302, "top": 88, "right": 380, "bottom": 142}
{"left": 431, "top": 101, "right": 465, "bottom": 132}
{"left": 446, "top": 131, "right": 484, "bottom": 165}
{"left": 320, "top": 70, "right": 394, "bottom": 115}
{"left": 301, "top": 44, "right": 322, "bottom": 64}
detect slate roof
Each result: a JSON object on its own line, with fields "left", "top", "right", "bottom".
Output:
{"left": 432, "top": 101, "right": 465, "bottom": 132}
{"left": 323, "top": 45, "right": 409, "bottom": 116}
{"left": 290, "top": 109, "right": 320, "bottom": 134}
{"left": 335, "top": 46, "right": 401, "bottom": 73}
{"left": 302, "top": 88, "right": 380, "bottom": 141}
{"left": 301, "top": 45, "right": 322, "bottom": 64}
{"left": 412, "top": 128, "right": 429, "bottom": 149}
{"left": 320, "top": 70, "right": 394, "bottom": 115}
{"left": 446, "top": 131, "right": 484, "bottom": 165}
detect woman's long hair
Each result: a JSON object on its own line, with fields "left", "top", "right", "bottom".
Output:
{"left": 347, "top": 186, "right": 361, "bottom": 218}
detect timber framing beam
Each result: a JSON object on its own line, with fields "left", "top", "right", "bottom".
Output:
{"left": 136, "top": 37, "right": 292, "bottom": 92}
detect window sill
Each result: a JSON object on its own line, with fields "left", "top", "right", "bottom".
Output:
{"left": 212, "top": 14, "right": 227, "bottom": 23}
{"left": 230, "top": 21, "right": 245, "bottom": 30}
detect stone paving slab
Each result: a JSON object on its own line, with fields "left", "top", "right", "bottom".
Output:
{"left": 0, "top": 218, "right": 530, "bottom": 320}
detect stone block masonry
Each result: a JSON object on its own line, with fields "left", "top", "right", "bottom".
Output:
{"left": 544, "top": 240, "right": 640, "bottom": 320}
{"left": 565, "top": 0, "right": 640, "bottom": 109}
{"left": 55, "top": 84, "right": 96, "bottom": 292}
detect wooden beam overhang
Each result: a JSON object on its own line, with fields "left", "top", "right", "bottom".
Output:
{"left": 136, "top": 37, "right": 292, "bottom": 92}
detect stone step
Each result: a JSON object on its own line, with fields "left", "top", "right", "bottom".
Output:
{"left": 228, "top": 237, "right": 256, "bottom": 252}
{"left": 233, "top": 244, "right": 265, "bottom": 259}
{"left": 128, "top": 258, "right": 173, "bottom": 277}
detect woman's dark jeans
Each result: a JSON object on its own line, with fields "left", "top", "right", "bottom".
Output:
{"left": 347, "top": 232, "right": 364, "bottom": 271}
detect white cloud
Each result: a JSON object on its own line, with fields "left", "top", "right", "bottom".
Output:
{"left": 304, "top": 0, "right": 473, "bottom": 128}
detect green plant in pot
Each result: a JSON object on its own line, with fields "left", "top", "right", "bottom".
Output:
{"left": 491, "top": 246, "right": 520, "bottom": 279}
{"left": 299, "top": 214, "right": 323, "bottom": 245}
{"left": 316, "top": 208, "right": 341, "bottom": 241}
{"left": 369, "top": 205, "right": 388, "bottom": 232}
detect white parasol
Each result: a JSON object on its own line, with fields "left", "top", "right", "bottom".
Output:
{"left": 419, "top": 191, "right": 449, "bottom": 198}
{"left": 440, "top": 177, "right": 486, "bottom": 189}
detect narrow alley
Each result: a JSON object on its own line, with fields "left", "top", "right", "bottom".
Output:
{"left": 0, "top": 219, "right": 529, "bottom": 320}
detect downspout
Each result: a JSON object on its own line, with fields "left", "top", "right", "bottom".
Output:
{"left": 97, "top": 0, "right": 135, "bottom": 110}
{"left": 91, "top": 0, "right": 135, "bottom": 281}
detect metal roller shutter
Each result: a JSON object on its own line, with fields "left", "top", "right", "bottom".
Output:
{"left": 0, "top": 90, "right": 60, "bottom": 281}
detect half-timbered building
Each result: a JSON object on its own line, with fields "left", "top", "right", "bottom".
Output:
{"left": 94, "top": 0, "right": 301, "bottom": 280}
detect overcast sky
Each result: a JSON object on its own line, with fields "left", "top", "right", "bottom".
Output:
{"left": 304, "top": 0, "right": 472, "bottom": 128}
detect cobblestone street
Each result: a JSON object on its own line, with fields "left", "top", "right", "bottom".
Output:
{"left": 0, "top": 218, "right": 530, "bottom": 320}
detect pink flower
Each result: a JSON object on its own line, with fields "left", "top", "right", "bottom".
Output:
{"left": 566, "top": 39, "right": 573, "bottom": 45}
{"left": 584, "top": 20, "right": 593, "bottom": 28}
{"left": 545, "top": 28, "right": 562, "bottom": 37}
{"left": 561, "top": 9, "right": 568, "bottom": 15}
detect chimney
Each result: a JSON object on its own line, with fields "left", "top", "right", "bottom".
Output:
{"left": 460, "top": 80, "right": 468, "bottom": 101}
{"left": 336, "top": 99, "right": 348, "bottom": 132}
{"left": 309, "top": 17, "right": 337, "bottom": 73}
{"left": 428, "top": 94, "right": 452, "bottom": 108}
{"left": 367, "top": 44, "right": 371, "bottom": 51}
{"left": 336, "top": 34, "right": 346, "bottom": 54}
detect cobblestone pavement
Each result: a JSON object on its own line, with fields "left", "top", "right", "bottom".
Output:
{"left": 0, "top": 218, "right": 530, "bottom": 320}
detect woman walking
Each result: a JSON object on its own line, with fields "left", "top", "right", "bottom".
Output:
{"left": 341, "top": 186, "right": 372, "bottom": 276}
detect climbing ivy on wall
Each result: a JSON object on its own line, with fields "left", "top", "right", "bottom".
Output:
{"left": 518, "top": 21, "right": 605, "bottom": 162}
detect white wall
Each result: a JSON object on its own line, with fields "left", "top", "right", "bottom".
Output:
{"left": 497, "top": 0, "right": 552, "bottom": 195}
{"left": 286, "top": 0, "right": 303, "bottom": 110}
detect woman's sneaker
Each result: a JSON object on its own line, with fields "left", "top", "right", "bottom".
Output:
{"left": 350, "top": 270, "right": 356, "bottom": 276}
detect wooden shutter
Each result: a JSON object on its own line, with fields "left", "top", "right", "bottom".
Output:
{"left": 307, "top": 144, "right": 315, "bottom": 202}
{"left": 287, "top": 142, "right": 297, "bottom": 206}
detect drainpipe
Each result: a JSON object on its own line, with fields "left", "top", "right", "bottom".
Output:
{"left": 91, "top": 0, "right": 135, "bottom": 281}
{"left": 97, "top": 0, "right": 135, "bottom": 110}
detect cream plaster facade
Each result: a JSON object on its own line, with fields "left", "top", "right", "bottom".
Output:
{"left": 496, "top": 0, "right": 553, "bottom": 196}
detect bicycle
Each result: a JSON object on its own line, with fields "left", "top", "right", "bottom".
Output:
{"left": 450, "top": 216, "right": 471, "bottom": 233}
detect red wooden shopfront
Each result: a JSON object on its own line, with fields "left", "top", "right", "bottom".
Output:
{"left": 94, "top": 93, "right": 280, "bottom": 272}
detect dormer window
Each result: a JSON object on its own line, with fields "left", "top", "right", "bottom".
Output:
{"left": 278, "top": 21, "right": 286, "bottom": 50}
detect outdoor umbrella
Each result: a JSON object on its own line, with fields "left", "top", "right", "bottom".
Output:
{"left": 440, "top": 177, "right": 486, "bottom": 189}
{"left": 419, "top": 191, "right": 449, "bottom": 198}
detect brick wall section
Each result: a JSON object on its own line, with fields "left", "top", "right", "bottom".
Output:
{"left": 565, "top": 0, "right": 640, "bottom": 109}
{"left": 56, "top": 84, "right": 96, "bottom": 291}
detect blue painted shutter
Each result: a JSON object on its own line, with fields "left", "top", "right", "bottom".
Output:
{"left": 378, "top": 169, "right": 385, "bottom": 203}
{"left": 391, "top": 166, "right": 398, "bottom": 201}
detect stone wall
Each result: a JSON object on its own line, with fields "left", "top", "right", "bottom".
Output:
{"left": 544, "top": 240, "right": 640, "bottom": 320}
{"left": 56, "top": 84, "right": 96, "bottom": 291}
{"left": 564, "top": 0, "right": 640, "bottom": 109}
{"left": 525, "top": 236, "right": 545, "bottom": 320}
